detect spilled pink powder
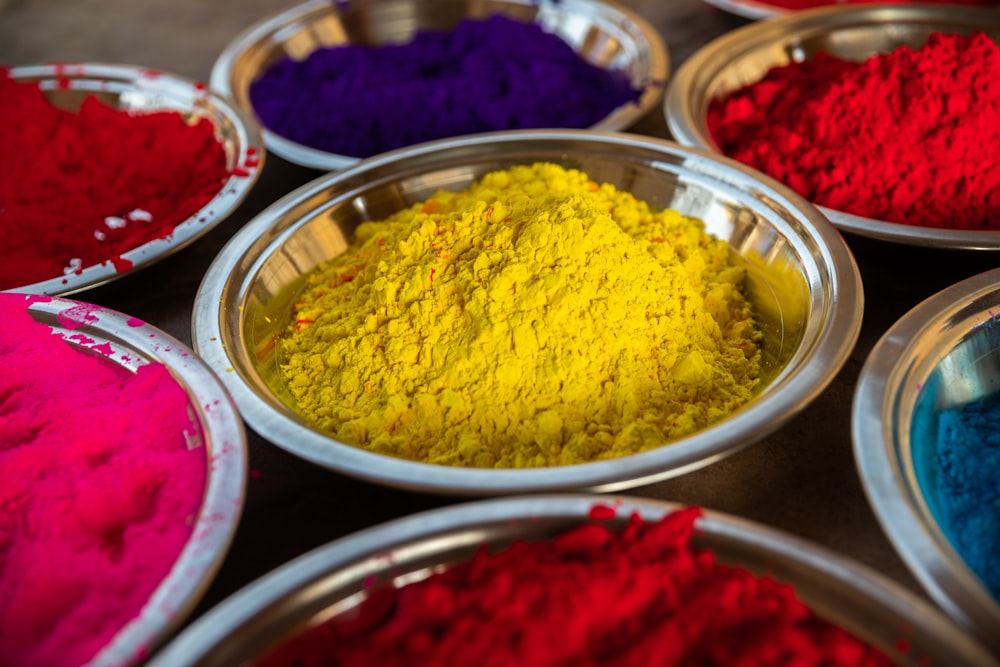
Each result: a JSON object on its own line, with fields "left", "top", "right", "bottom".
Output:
{"left": 0, "top": 293, "right": 207, "bottom": 667}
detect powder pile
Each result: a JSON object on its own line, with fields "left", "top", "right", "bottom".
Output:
{"left": 0, "top": 293, "right": 207, "bottom": 667}
{"left": 255, "top": 507, "right": 893, "bottom": 667}
{"left": 932, "top": 390, "right": 1000, "bottom": 601}
{"left": 280, "top": 163, "right": 761, "bottom": 468}
{"left": 0, "top": 71, "right": 230, "bottom": 289}
{"left": 249, "top": 15, "right": 641, "bottom": 158}
{"left": 707, "top": 32, "right": 1000, "bottom": 230}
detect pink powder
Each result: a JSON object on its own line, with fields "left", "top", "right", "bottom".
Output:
{"left": 0, "top": 293, "right": 207, "bottom": 667}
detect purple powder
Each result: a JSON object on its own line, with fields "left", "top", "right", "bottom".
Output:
{"left": 249, "top": 15, "right": 642, "bottom": 158}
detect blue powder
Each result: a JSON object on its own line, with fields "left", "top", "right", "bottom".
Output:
{"left": 249, "top": 15, "right": 641, "bottom": 158}
{"left": 934, "top": 391, "right": 1000, "bottom": 600}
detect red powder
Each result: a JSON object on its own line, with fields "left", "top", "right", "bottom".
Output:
{"left": 0, "top": 293, "right": 207, "bottom": 667}
{"left": 0, "top": 72, "right": 230, "bottom": 289}
{"left": 707, "top": 32, "right": 1000, "bottom": 230}
{"left": 256, "top": 507, "right": 892, "bottom": 666}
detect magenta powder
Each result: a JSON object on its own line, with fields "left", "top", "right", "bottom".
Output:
{"left": 0, "top": 293, "right": 207, "bottom": 667}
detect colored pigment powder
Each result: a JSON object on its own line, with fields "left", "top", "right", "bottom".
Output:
{"left": 249, "top": 15, "right": 641, "bottom": 158}
{"left": 0, "top": 71, "right": 230, "bottom": 289}
{"left": 280, "top": 163, "right": 762, "bottom": 468}
{"left": 932, "top": 390, "right": 1000, "bottom": 600}
{"left": 255, "top": 507, "right": 894, "bottom": 666}
{"left": 707, "top": 32, "right": 1000, "bottom": 230}
{"left": 0, "top": 293, "right": 207, "bottom": 667}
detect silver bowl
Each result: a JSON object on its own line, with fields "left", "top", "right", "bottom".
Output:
{"left": 146, "top": 495, "right": 997, "bottom": 666}
{"left": 5, "top": 63, "right": 264, "bottom": 296}
{"left": 665, "top": 5, "right": 1000, "bottom": 250}
{"left": 12, "top": 294, "right": 247, "bottom": 667}
{"left": 209, "top": 0, "right": 669, "bottom": 171}
{"left": 853, "top": 267, "right": 1000, "bottom": 654}
{"left": 192, "top": 130, "right": 862, "bottom": 496}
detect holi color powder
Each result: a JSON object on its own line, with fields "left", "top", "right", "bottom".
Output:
{"left": 0, "top": 293, "right": 207, "bottom": 667}
{"left": 249, "top": 15, "right": 641, "bottom": 158}
{"left": 255, "top": 507, "right": 893, "bottom": 666}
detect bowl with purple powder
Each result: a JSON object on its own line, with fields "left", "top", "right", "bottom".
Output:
{"left": 210, "top": 0, "right": 668, "bottom": 171}
{"left": 0, "top": 293, "right": 247, "bottom": 667}
{"left": 146, "top": 495, "right": 996, "bottom": 666}
{"left": 665, "top": 5, "right": 1000, "bottom": 250}
{"left": 853, "top": 267, "right": 1000, "bottom": 653}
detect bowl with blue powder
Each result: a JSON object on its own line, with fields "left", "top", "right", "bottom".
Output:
{"left": 853, "top": 267, "right": 1000, "bottom": 654}
{"left": 210, "top": 0, "right": 668, "bottom": 171}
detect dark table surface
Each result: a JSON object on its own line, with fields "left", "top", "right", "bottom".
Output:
{"left": 4, "top": 0, "right": 1000, "bottom": 654}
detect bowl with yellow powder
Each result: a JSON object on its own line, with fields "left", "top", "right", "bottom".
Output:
{"left": 193, "top": 130, "right": 862, "bottom": 495}
{"left": 210, "top": 0, "right": 668, "bottom": 171}
{"left": 146, "top": 495, "right": 997, "bottom": 666}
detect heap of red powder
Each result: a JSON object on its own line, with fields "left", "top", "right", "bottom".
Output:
{"left": 0, "top": 72, "right": 230, "bottom": 289}
{"left": 707, "top": 32, "right": 1000, "bottom": 230}
{"left": 256, "top": 507, "right": 893, "bottom": 666}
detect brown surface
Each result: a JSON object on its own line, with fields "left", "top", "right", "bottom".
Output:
{"left": 4, "top": 0, "right": 999, "bottom": 652}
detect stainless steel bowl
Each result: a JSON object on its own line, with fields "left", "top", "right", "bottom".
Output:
{"left": 665, "top": 5, "right": 1000, "bottom": 250}
{"left": 6, "top": 63, "right": 264, "bottom": 296}
{"left": 192, "top": 130, "right": 862, "bottom": 496}
{"left": 209, "top": 0, "right": 669, "bottom": 171}
{"left": 853, "top": 267, "right": 1000, "bottom": 654}
{"left": 13, "top": 295, "right": 247, "bottom": 667}
{"left": 146, "top": 495, "right": 997, "bottom": 666}
{"left": 698, "top": 0, "right": 784, "bottom": 20}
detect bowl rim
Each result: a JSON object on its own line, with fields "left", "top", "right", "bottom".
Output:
{"left": 852, "top": 267, "right": 1000, "bottom": 654}
{"left": 145, "top": 494, "right": 999, "bottom": 667}
{"left": 209, "top": 0, "right": 670, "bottom": 171}
{"left": 192, "top": 128, "right": 864, "bottom": 496}
{"left": 8, "top": 293, "right": 248, "bottom": 667}
{"left": 664, "top": 4, "right": 1000, "bottom": 251}
{"left": 3, "top": 61, "right": 265, "bottom": 296}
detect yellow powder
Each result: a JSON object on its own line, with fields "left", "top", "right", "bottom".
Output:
{"left": 280, "top": 163, "right": 762, "bottom": 468}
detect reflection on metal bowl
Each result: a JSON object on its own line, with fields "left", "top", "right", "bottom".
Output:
{"left": 192, "top": 130, "right": 862, "bottom": 496}
{"left": 665, "top": 5, "right": 1000, "bottom": 250}
{"left": 854, "top": 267, "right": 1000, "bottom": 654}
{"left": 210, "top": 0, "right": 669, "bottom": 171}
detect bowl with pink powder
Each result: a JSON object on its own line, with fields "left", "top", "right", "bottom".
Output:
{"left": 3, "top": 62, "right": 264, "bottom": 296}
{"left": 665, "top": 5, "right": 1000, "bottom": 250}
{"left": 0, "top": 292, "right": 247, "bottom": 667}
{"left": 146, "top": 495, "right": 997, "bottom": 666}
{"left": 698, "top": 0, "right": 999, "bottom": 21}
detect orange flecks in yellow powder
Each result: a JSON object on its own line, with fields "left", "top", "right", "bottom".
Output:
{"left": 280, "top": 163, "right": 762, "bottom": 468}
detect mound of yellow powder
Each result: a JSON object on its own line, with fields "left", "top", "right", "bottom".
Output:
{"left": 280, "top": 163, "right": 762, "bottom": 468}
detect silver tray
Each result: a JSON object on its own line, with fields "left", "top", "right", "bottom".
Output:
{"left": 192, "top": 130, "right": 862, "bottom": 496}
{"left": 210, "top": 0, "right": 669, "bottom": 171}
{"left": 666, "top": 5, "right": 1000, "bottom": 250}
{"left": 6, "top": 63, "right": 263, "bottom": 295}
{"left": 12, "top": 295, "right": 248, "bottom": 667}
{"left": 147, "top": 495, "right": 998, "bottom": 666}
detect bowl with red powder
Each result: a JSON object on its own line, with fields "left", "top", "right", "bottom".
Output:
{"left": 192, "top": 130, "right": 863, "bottom": 495}
{"left": 2, "top": 62, "right": 264, "bottom": 295}
{"left": 665, "top": 5, "right": 1000, "bottom": 250}
{"left": 854, "top": 267, "right": 1000, "bottom": 654}
{"left": 698, "top": 0, "right": 998, "bottom": 21}
{"left": 147, "top": 495, "right": 996, "bottom": 666}
{"left": 0, "top": 292, "right": 247, "bottom": 667}
{"left": 209, "top": 0, "right": 668, "bottom": 171}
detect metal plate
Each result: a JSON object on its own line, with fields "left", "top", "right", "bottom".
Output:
{"left": 147, "top": 495, "right": 998, "bottom": 666}
{"left": 665, "top": 5, "right": 1000, "bottom": 250}
{"left": 11, "top": 294, "right": 248, "bottom": 667}
{"left": 5, "top": 63, "right": 264, "bottom": 296}
{"left": 192, "top": 130, "right": 863, "bottom": 496}
{"left": 853, "top": 267, "right": 1000, "bottom": 654}
{"left": 210, "top": 0, "right": 670, "bottom": 171}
